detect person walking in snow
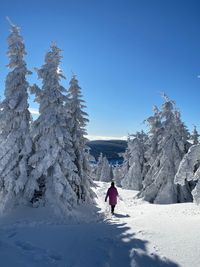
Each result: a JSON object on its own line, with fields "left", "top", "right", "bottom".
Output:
{"left": 105, "top": 181, "right": 118, "bottom": 214}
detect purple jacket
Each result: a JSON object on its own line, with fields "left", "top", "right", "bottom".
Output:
{"left": 105, "top": 186, "right": 118, "bottom": 205}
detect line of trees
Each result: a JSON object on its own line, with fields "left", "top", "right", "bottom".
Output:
{"left": 115, "top": 95, "right": 199, "bottom": 204}
{"left": 0, "top": 21, "right": 94, "bottom": 216}
{"left": 1, "top": 20, "right": 200, "bottom": 211}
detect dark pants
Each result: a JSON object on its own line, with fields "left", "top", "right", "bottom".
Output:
{"left": 111, "top": 205, "right": 115, "bottom": 214}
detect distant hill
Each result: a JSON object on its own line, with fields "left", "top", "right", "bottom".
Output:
{"left": 87, "top": 140, "right": 127, "bottom": 164}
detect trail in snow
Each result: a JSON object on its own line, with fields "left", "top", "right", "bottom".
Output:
{"left": 96, "top": 182, "right": 200, "bottom": 267}
{"left": 1, "top": 181, "right": 199, "bottom": 267}
{"left": 94, "top": 182, "right": 180, "bottom": 267}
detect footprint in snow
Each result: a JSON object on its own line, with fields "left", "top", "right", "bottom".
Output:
{"left": 15, "top": 240, "right": 62, "bottom": 262}
{"left": 7, "top": 231, "right": 17, "bottom": 238}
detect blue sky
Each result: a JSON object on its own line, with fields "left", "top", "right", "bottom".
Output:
{"left": 0, "top": 0, "right": 200, "bottom": 139}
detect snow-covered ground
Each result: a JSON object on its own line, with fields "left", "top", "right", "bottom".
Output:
{"left": 0, "top": 181, "right": 200, "bottom": 267}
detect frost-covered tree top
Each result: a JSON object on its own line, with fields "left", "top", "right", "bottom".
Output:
{"left": 1, "top": 22, "right": 32, "bottom": 135}
{"left": 68, "top": 74, "right": 89, "bottom": 140}
{"left": 31, "top": 44, "right": 66, "bottom": 113}
{"left": 160, "top": 94, "right": 175, "bottom": 121}
{"left": 6, "top": 22, "right": 27, "bottom": 67}
{"left": 28, "top": 44, "right": 82, "bottom": 215}
{"left": 0, "top": 21, "right": 32, "bottom": 213}
{"left": 161, "top": 97, "right": 190, "bottom": 158}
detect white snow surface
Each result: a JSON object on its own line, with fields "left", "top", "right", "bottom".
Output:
{"left": 0, "top": 181, "right": 199, "bottom": 267}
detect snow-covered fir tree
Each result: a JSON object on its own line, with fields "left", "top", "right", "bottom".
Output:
{"left": 191, "top": 125, "right": 199, "bottom": 145}
{"left": 138, "top": 95, "right": 192, "bottom": 204}
{"left": 113, "top": 136, "right": 135, "bottom": 187}
{"left": 113, "top": 164, "right": 123, "bottom": 186}
{"left": 67, "top": 74, "right": 94, "bottom": 202}
{"left": 95, "top": 154, "right": 112, "bottom": 182}
{"left": 139, "top": 106, "right": 163, "bottom": 192}
{"left": 84, "top": 146, "right": 96, "bottom": 180}
{"left": 100, "top": 156, "right": 112, "bottom": 182}
{"left": 118, "top": 135, "right": 132, "bottom": 182}
{"left": 28, "top": 44, "right": 84, "bottom": 215}
{"left": 109, "top": 164, "right": 114, "bottom": 181}
{"left": 121, "top": 131, "right": 147, "bottom": 190}
{"left": 0, "top": 22, "right": 32, "bottom": 212}
{"left": 144, "top": 106, "right": 162, "bottom": 166}
{"left": 95, "top": 153, "right": 103, "bottom": 181}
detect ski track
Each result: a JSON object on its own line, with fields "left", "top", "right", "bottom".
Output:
{"left": 0, "top": 181, "right": 198, "bottom": 267}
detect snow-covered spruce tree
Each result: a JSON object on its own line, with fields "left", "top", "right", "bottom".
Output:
{"left": 100, "top": 156, "right": 112, "bottom": 182}
{"left": 144, "top": 106, "right": 162, "bottom": 165}
{"left": 191, "top": 125, "right": 199, "bottom": 145}
{"left": 121, "top": 131, "right": 148, "bottom": 190}
{"left": 95, "top": 154, "right": 112, "bottom": 182}
{"left": 138, "top": 106, "right": 163, "bottom": 193}
{"left": 84, "top": 147, "right": 96, "bottom": 180}
{"left": 113, "top": 135, "right": 135, "bottom": 187}
{"left": 175, "top": 144, "right": 200, "bottom": 203}
{"left": 95, "top": 153, "right": 104, "bottom": 181}
{"left": 109, "top": 164, "right": 114, "bottom": 181}
{"left": 0, "top": 22, "right": 32, "bottom": 212}
{"left": 28, "top": 44, "right": 83, "bottom": 215}
{"left": 113, "top": 164, "right": 123, "bottom": 186}
{"left": 85, "top": 149, "right": 97, "bottom": 181}
{"left": 67, "top": 75, "right": 94, "bottom": 202}
{"left": 138, "top": 95, "right": 192, "bottom": 204}
{"left": 119, "top": 135, "right": 132, "bottom": 182}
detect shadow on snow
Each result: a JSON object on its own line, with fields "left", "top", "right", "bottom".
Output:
{"left": 89, "top": 221, "right": 180, "bottom": 267}
{"left": 0, "top": 205, "right": 180, "bottom": 267}
{"left": 113, "top": 213, "right": 130, "bottom": 218}
{"left": 58, "top": 205, "right": 180, "bottom": 267}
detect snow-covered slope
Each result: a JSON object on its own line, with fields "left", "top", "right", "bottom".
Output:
{"left": 0, "top": 182, "right": 199, "bottom": 267}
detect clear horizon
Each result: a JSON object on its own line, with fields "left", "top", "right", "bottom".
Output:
{"left": 1, "top": 0, "right": 200, "bottom": 140}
